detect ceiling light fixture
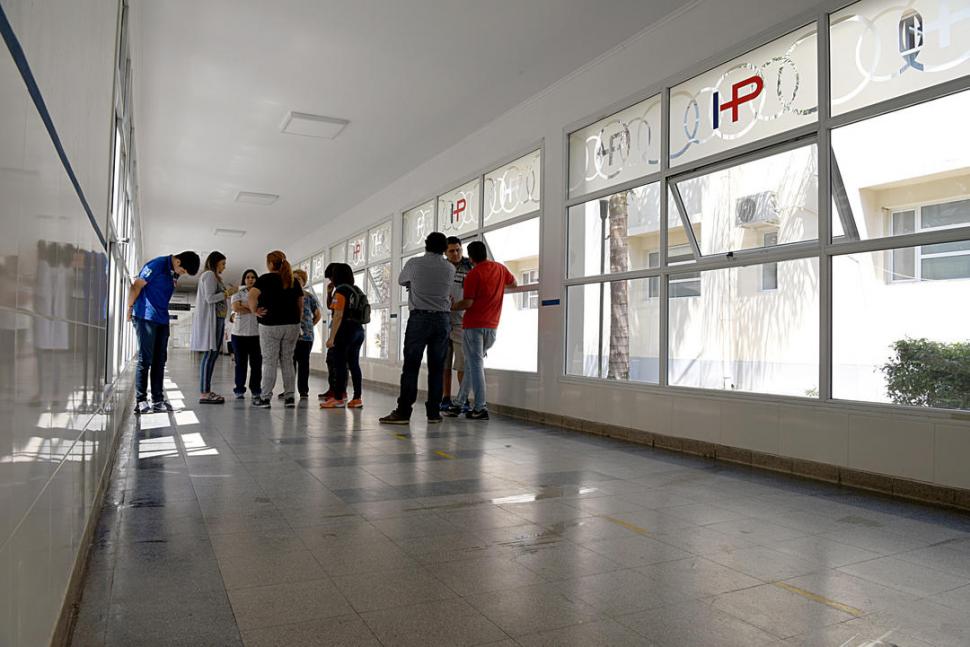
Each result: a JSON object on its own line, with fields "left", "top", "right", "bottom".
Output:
{"left": 213, "top": 228, "right": 247, "bottom": 238}
{"left": 280, "top": 111, "right": 349, "bottom": 139}
{"left": 235, "top": 191, "right": 279, "bottom": 205}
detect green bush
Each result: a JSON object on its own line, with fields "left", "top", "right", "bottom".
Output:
{"left": 881, "top": 338, "right": 970, "bottom": 410}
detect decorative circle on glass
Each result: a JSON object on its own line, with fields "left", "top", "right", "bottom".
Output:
{"left": 484, "top": 149, "right": 541, "bottom": 226}
{"left": 670, "top": 23, "right": 818, "bottom": 168}
{"left": 347, "top": 235, "right": 367, "bottom": 269}
{"left": 402, "top": 201, "right": 434, "bottom": 252}
{"left": 830, "top": 0, "right": 970, "bottom": 116}
{"left": 311, "top": 253, "right": 325, "bottom": 281}
{"left": 568, "top": 95, "right": 661, "bottom": 199}
{"left": 368, "top": 222, "right": 392, "bottom": 262}
{"left": 437, "top": 179, "right": 480, "bottom": 237}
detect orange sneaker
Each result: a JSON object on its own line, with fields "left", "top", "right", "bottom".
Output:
{"left": 320, "top": 398, "right": 346, "bottom": 409}
{"left": 347, "top": 398, "right": 363, "bottom": 409}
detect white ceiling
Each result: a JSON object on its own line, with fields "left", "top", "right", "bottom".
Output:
{"left": 131, "top": 0, "right": 687, "bottom": 281}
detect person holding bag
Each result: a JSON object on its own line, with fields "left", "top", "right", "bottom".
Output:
{"left": 320, "top": 264, "right": 366, "bottom": 409}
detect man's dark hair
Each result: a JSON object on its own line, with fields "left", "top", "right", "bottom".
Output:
{"left": 446, "top": 236, "right": 462, "bottom": 247}
{"left": 425, "top": 232, "right": 448, "bottom": 254}
{"left": 331, "top": 263, "right": 355, "bottom": 286}
{"left": 204, "top": 251, "right": 226, "bottom": 273}
{"left": 175, "top": 251, "right": 201, "bottom": 275}
{"left": 467, "top": 241, "right": 488, "bottom": 263}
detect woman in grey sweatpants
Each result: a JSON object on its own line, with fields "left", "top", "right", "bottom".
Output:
{"left": 247, "top": 251, "right": 304, "bottom": 408}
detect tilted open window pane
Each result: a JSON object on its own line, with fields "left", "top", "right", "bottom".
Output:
{"left": 368, "top": 262, "right": 391, "bottom": 306}
{"left": 369, "top": 222, "right": 392, "bottom": 262}
{"left": 438, "top": 179, "right": 480, "bottom": 237}
{"left": 672, "top": 144, "right": 819, "bottom": 256}
{"left": 669, "top": 258, "right": 819, "bottom": 396}
{"left": 830, "top": 0, "right": 970, "bottom": 116}
{"left": 567, "top": 183, "right": 661, "bottom": 279}
{"left": 484, "top": 149, "right": 541, "bottom": 226}
{"left": 365, "top": 307, "right": 390, "bottom": 360}
{"left": 568, "top": 94, "right": 661, "bottom": 199}
{"left": 330, "top": 243, "right": 346, "bottom": 265}
{"left": 670, "top": 24, "right": 818, "bottom": 168}
{"left": 834, "top": 245, "right": 970, "bottom": 410}
{"left": 403, "top": 201, "right": 434, "bottom": 252}
{"left": 483, "top": 292, "right": 537, "bottom": 372}
{"left": 832, "top": 90, "right": 970, "bottom": 243}
{"left": 565, "top": 279, "right": 660, "bottom": 383}
{"left": 347, "top": 235, "right": 366, "bottom": 269}
{"left": 482, "top": 218, "right": 539, "bottom": 286}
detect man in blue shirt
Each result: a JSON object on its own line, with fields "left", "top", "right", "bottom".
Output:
{"left": 127, "top": 251, "right": 200, "bottom": 413}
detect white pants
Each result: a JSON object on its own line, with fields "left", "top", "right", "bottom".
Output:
{"left": 258, "top": 324, "right": 300, "bottom": 397}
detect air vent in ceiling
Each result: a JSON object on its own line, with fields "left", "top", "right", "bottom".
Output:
{"left": 235, "top": 191, "right": 279, "bottom": 205}
{"left": 214, "top": 228, "right": 247, "bottom": 238}
{"left": 280, "top": 111, "right": 349, "bottom": 139}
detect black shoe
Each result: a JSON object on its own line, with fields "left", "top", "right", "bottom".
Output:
{"left": 428, "top": 415, "right": 443, "bottom": 424}
{"left": 252, "top": 396, "right": 271, "bottom": 409}
{"left": 284, "top": 396, "right": 296, "bottom": 408}
{"left": 465, "top": 409, "right": 489, "bottom": 420}
{"left": 135, "top": 400, "right": 151, "bottom": 415}
{"left": 317, "top": 391, "right": 333, "bottom": 401}
{"left": 277, "top": 393, "right": 286, "bottom": 400}
{"left": 152, "top": 400, "right": 174, "bottom": 413}
{"left": 441, "top": 404, "right": 462, "bottom": 418}
{"left": 379, "top": 410, "right": 410, "bottom": 425}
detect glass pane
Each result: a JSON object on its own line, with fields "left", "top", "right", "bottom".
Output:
{"left": 367, "top": 262, "right": 391, "bottom": 305}
{"left": 353, "top": 271, "right": 365, "bottom": 293}
{"left": 922, "top": 254, "right": 970, "bottom": 280}
{"left": 484, "top": 149, "right": 541, "bottom": 226}
{"left": 365, "top": 308, "right": 390, "bottom": 360}
{"left": 832, "top": 90, "right": 970, "bottom": 242}
{"left": 923, "top": 239, "right": 970, "bottom": 255}
{"left": 568, "top": 94, "right": 661, "bottom": 198}
{"left": 484, "top": 292, "right": 537, "bottom": 372}
{"left": 673, "top": 144, "right": 818, "bottom": 255}
{"left": 311, "top": 282, "right": 325, "bottom": 354}
{"left": 399, "top": 306, "right": 408, "bottom": 359}
{"left": 347, "top": 235, "right": 366, "bottom": 269}
{"left": 311, "top": 253, "right": 325, "bottom": 281}
{"left": 668, "top": 192, "right": 699, "bottom": 265}
{"left": 567, "top": 183, "right": 660, "bottom": 278}
{"left": 565, "top": 280, "right": 660, "bottom": 383}
{"left": 369, "top": 221, "right": 392, "bottom": 262}
{"left": 892, "top": 247, "right": 916, "bottom": 280}
{"left": 670, "top": 24, "right": 818, "bottom": 168}
{"left": 892, "top": 210, "right": 916, "bottom": 235}
{"left": 922, "top": 198, "right": 970, "bottom": 229}
{"left": 438, "top": 179, "right": 480, "bottom": 237}
{"left": 400, "top": 252, "right": 422, "bottom": 302}
{"left": 669, "top": 258, "right": 819, "bottom": 396}
{"left": 330, "top": 243, "right": 346, "bottom": 265}
{"left": 834, "top": 247, "right": 970, "bottom": 409}
{"left": 483, "top": 218, "right": 539, "bottom": 286}
{"left": 831, "top": 0, "right": 970, "bottom": 116}
{"left": 402, "top": 201, "right": 434, "bottom": 252}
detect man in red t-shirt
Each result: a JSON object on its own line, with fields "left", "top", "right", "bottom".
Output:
{"left": 445, "top": 241, "right": 516, "bottom": 419}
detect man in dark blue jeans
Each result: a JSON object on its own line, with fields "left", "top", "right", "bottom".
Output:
{"left": 127, "top": 251, "right": 200, "bottom": 414}
{"left": 380, "top": 233, "right": 455, "bottom": 425}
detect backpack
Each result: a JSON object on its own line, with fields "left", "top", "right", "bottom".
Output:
{"left": 340, "top": 284, "right": 371, "bottom": 324}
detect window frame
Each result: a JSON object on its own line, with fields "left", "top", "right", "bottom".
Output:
{"left": 889, "top": 197, "right": 970, "bottom": 283}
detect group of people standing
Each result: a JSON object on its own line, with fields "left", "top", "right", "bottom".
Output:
{"left": 128, "top": 230, "right": 515, "bottom": 423}
{"left": 380, "top": 231, "right": 515, "bottom": 425}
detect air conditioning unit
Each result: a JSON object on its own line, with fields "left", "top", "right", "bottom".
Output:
{"left": 735, "top": 191, "right": 779, "bottom": 228}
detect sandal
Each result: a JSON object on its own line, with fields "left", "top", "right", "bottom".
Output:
{"left": 199, "top": 393, "right": 225, "bottom": 404}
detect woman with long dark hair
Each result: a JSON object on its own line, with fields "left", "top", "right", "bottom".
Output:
{"left": 321, "top": 263, "right": 365, "bottom": 409}
{"left": 190, "top": 251, "right": 229, "bottom": 403}
{"left": 248, "top": 251, "right": 303, "bottom": 408}
{"left": 230, "top": 268, "right": 262, "bottom": 400}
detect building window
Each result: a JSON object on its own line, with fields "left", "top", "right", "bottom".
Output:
{"left": 647, "top": 247, "right": 700, "bottom": 299}
{"left": 762, "top": 231, "right": 778, "bottom": 291}
{"left": 890, "top": 199, "right": 970, "bottom": 282}
{"left": 519, "top": 270, "right": 539, "bottom": 309}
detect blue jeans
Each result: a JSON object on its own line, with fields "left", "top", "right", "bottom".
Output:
{"left": 456, "top": 327, "right": 496, "bottom": 412}
{"left": 134, "top": 317, "right": 170, "bottom": 403}
{"left": 200, "top": 317, "right": 225, "bottom": 393}
{"left": 397, "top": 310, "right": 450, "bottom": 418}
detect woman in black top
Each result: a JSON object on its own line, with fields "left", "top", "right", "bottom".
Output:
{"left": 247, "top": 250, "right": 303, "bottom": 408}
{"left": 321, "top": 264, "right": 365, "bottom": 409}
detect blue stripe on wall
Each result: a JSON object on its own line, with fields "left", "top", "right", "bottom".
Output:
{"left": 0, "top": 2, "right": 109, "bottom": 249}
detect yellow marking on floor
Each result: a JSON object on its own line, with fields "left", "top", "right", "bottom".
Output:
{"left": 772, "top": 581, "right": 864, "bottom": 618}
{"left": 394, "top": 433, "right": 409, "bottom": 440}
{"left": 434, "top": 450, "right": 455, "bottom": 459}
{"left": 601, "top": 515, "right": 652, "bottom": 536}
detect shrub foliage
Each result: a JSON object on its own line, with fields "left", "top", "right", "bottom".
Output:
{"left": 881, "top": 338, "right": 970, "bottom": 410}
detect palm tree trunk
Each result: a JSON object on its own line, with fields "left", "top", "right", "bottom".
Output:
{"left": 607, "top": 192, "right": 630, "bottom": 380}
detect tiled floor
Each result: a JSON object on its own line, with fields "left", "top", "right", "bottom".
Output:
{"left": 71, "top": 353, "right": 970, "bottom": 646}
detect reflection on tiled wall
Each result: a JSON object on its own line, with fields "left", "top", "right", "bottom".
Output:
{"left": 0, "top": 1, "right": 129, "bottom": 645}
